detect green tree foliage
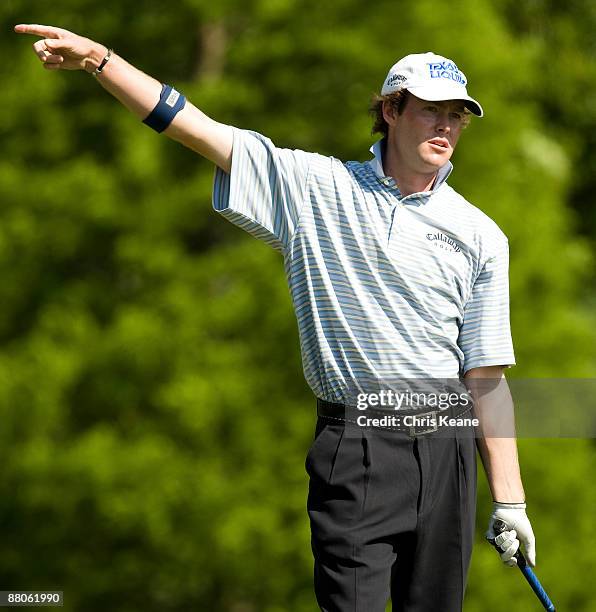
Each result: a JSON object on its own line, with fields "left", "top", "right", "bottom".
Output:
{"left": 1, "top": 1, "right": 594, "bottom": 610}
{"left": 501, "top": 0, "right": 596, "bottom": 246}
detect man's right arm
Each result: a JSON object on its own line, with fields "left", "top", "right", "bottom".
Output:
{"left": 14, "top": 24, "right": 233, "bottom": 172}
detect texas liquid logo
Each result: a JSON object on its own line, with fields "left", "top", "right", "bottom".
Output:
{"left": 427, "top": 61, "right": 467, "bottom": 86}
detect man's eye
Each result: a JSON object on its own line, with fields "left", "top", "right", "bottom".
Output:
{"left": 450, "top": 112, "right": 463, "bottom": 120}
{"left": 424, "top": 106, "right": 439, "bottom": 112}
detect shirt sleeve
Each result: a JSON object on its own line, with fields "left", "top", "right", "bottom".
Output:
{"left": 212, "top": 127, "right": 311, "bottom": 253}
{"left": 458, "top": 236, "right": 516, "bottom": 374}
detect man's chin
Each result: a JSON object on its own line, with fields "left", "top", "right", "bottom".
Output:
{"left": 420, "top": 152, "right": 451, "bottom": 170}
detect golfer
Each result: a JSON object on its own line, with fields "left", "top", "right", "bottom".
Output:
{"left": 15, "top": 23, "right": 537, "bottom": 612}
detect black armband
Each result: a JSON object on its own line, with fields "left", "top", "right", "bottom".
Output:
{"left": 142, "top": 84, "right": 186, "bottom": 133}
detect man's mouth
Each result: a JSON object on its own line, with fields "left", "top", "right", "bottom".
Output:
{"left": 428, "top": 138, "right": 450, "bottom": 149}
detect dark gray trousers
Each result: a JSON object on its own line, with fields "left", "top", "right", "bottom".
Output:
{"left": 306, "top": 416, "right": 477, "bottom": 612}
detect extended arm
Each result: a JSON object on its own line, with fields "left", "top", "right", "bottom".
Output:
{"left": 14, "top": 24, "right": 233, "bottom": 172}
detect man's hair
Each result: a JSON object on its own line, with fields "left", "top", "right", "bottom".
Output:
{"left": 369, "top": 90, "right": 471, "bottom": 136}
{"left": 369, "top": 90, "right": 410, "bottom": 137}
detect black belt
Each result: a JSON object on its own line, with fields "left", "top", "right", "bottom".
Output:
{"left": 316, "top": 398, "right": 473, "bottom": 437}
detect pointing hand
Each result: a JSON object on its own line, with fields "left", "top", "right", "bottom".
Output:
{"left": 14, "top": 24, "right": 106, "bottom": 73}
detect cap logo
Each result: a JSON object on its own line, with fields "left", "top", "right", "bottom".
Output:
{"left": 427, "top": 61, "right": 466, "bottom": 86}
{"left": 386, "top": 73, "right": 407, "bottom": 88}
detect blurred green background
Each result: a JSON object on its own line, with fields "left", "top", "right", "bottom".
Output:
{"left": 2, "top": 0, "right": 595, "bottom": 610}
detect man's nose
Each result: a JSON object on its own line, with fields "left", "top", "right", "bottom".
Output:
{"left": 436, "top": 113, "right": 451, "bottom": 133}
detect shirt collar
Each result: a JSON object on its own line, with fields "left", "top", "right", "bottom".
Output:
{"left": 367, "top": 138, "right": 453, "bottom": 194}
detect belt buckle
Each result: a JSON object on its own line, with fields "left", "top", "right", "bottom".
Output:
{"left": 408, "top": 410, "right": 439, "bottom": 437}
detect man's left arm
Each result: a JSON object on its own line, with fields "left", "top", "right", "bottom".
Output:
{"left": 465, "top": 365, "right": 536, "bottom": 567}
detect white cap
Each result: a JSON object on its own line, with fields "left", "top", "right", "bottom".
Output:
{"left": 381, "top": 52, "right": 483, "bottom": 117}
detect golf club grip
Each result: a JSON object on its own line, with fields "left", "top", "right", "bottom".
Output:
{"left": 492, "top": 519, "right": 556, "bottom": 611}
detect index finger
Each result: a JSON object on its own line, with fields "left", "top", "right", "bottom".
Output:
{"left": 14, "top": 24, "right": 65, "bottom": 38}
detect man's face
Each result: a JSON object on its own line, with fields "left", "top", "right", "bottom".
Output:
{"left": 384, "top": 94, "right": 467, "bottom": 175}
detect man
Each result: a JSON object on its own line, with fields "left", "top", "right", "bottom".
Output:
{"left": 15, "top": 23, "right": 536, "bottom": 611}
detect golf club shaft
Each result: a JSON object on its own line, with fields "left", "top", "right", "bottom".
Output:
{"left": 492, "top": 519, "right": 556, "bottom": 611}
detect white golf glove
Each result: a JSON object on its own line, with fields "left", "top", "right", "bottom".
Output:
{"left": 486, "top": 502, "right": 536, "bottom": 567}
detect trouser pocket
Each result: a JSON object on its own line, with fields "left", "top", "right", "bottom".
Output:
{"left": 307, "top": 419, "right": 370, "bottom": 524}
{"left": 305, "top": 417, "right": 345, "bottom": 481}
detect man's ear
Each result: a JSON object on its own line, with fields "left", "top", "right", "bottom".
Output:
{"left": 382, "top": 100, "right": 397, "bottom": 126}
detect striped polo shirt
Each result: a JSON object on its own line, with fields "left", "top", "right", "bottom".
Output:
{"left": 213, "top": 128, "right": 515, "bottom": 403}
